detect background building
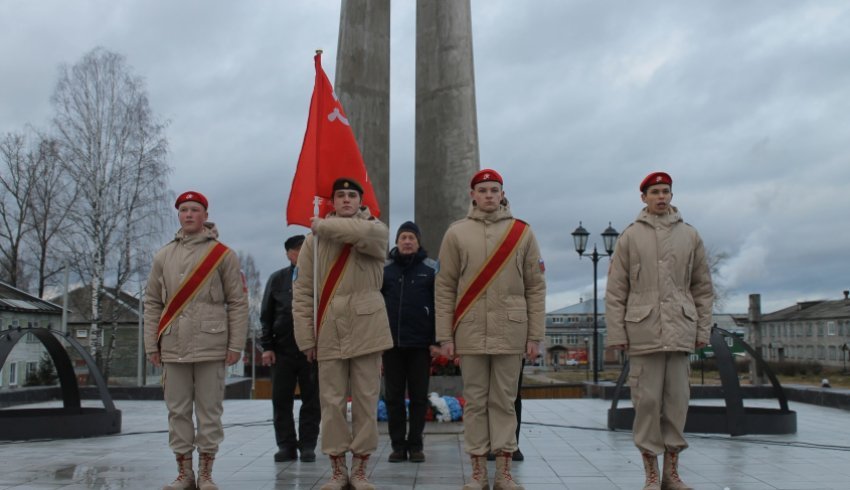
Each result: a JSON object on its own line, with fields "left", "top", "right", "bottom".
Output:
{"left": 544, "top": 298, "right": 618, "bottom": 369}
{"left": 0, "top": 281, "right": 62, "bottom": 390}
{"left": 54, "top": 286, "right": 247, "bottom": 385}
{"left": 51, "top": 286, "right": 152, "bottom": 385}
{"left": 755, "top": 291, "right": 850, "bottom": 368}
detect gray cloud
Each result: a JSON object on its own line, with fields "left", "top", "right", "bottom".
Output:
{"left": 2, "top": 1, "right": 849, "bottom": 315}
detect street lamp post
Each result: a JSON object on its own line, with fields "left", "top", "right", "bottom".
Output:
{"left": 583, "top": 337, "right": 589, "bottom": 381}
{"left": 572, "top": 222, "right": 619, "bottom": 384}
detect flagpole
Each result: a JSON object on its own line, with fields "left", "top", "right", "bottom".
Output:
{"left": 312, "top": 49, "right": 323, "bottom": 344}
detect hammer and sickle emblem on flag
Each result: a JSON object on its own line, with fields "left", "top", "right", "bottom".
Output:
{"left": 328, "top": 107, "right": 350, "bottom": 126}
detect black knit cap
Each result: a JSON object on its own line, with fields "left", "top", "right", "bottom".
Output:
{"left": 284, "top": 235, "right": 305, "bottom": 251}
{"left": 396, "top": 221, "right": 421, "bottom": 243}
{"left": 332, "top": 177, "right": 364, "bottom": 195}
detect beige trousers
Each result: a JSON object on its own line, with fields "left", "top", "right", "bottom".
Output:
{"left": 460, "top": 354, "right": 523, "bottom": 456}
{"left": 629, "top": 352, "right": 690, "bottom": 455}
{"left": 318, "top": 352, "right": 382, "bottom": 456}
{"left": 163, "top": 361, "right": 226, "bottom": 455}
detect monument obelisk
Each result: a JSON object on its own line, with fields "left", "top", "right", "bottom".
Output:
{"left": 334, "top": 0, "right": 479, "bottom": 253}
{"left": 334, "top": 0, "right": 391, "bottom": 220}
{"left": 415, "top": 0, "right": 480, "bottom": 255}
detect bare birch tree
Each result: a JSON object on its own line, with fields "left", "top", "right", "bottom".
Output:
{"left": 51, "top": 47, "right": 171, "bottom": 372}
{"left": 27, "top": 135, "right": 76, "bottom": 297}
{"left": 0, "top": 132, "right": 38, "bottom": 289}
{"left": 707, "top": 246, "right": 730, "bottom": 312}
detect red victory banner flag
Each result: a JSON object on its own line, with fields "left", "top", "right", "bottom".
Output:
{"left": 287, "top": 51, "right": 381, "bottom": 227}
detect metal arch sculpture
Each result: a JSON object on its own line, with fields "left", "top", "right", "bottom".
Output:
{"left": 0, "top": 327, "right": 122, "bottom": 440}
{"left": 607, "top": 325, "right": 796, "bottom": 435}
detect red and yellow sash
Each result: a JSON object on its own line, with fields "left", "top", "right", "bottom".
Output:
{"left": 156, "top": 242, "right": 230, "bottom": 341}
{"left": 453, "top": 219, "right": 528, "bottom": 331}
{"left": 316, "top": 243, "right": 353, "bottom": 336}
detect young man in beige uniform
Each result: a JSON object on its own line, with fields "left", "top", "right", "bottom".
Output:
{"left": 293, "top": 177, "right": 393, "bottom": 490}
{"left": 436, "top": 169, "right": 546, "bottom": 490}
{"left": 144, "top": 191, "right": 248, "bottom": 490}
{"left": 605, "top": 172, "right": 713, "bottom": 490}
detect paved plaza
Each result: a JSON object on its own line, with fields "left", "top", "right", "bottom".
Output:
{"left": 1, "top": 397, "right": 849, "bottom": 489}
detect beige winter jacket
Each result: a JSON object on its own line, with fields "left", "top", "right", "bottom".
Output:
{"left": 605, "top": 206, "right": 713, "bottom": 356}
{"left": 292, "top": 208, "right": 393, "bottom": 361}
{"left": 435, "top": 202, "right": 546, "bottom": 355}
{"left": 144, "top": 223, "right": 249, "bottom": 363}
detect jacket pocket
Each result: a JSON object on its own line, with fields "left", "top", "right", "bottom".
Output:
{"left": 682, "top": 303, "right": 697, "bottom": 322}
{"left": 624, "top": 305, "right": 658, "bottom": 349}
{"left": 505, "top": 309, "right": 529, "bottom": 350}
{"left": 353, "top": 296, "right": 384, "bottom": 316}
{"left": 507, "top": 309, "right": 528, "bottom": 324}
{"left": 201, "top": 320, "right": 226, "bottom": 334}
{"left": 346, "top": 295, "right": 390, "bottom": 356}
{"left": 624, "top": 304, "right": 653, "bottom": 323}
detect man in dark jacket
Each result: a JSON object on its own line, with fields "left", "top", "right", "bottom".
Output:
{"left": 260, "top": 235, "right": 320, "bottom": 462}
{"left": 381, "top": 221, "right": 438, "bottom": 463}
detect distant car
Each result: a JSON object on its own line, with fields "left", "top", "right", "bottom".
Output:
{"left": 565, "top": 359, "right": 579, "bottom": 366}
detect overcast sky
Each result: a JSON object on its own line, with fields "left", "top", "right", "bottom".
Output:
{"left": 2, "top": 1, "right": 849, "bottom": 315}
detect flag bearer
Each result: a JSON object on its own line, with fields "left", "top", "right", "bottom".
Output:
{"left": 293, "top": 177, "right": 393, "bottom": 490}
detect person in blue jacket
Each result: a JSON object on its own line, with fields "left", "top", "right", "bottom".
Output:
{"left": 381, "top": 221, "right": 438, "bottom": 463}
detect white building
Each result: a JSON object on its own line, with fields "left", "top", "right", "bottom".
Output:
{"left": 0, "top": 281, "right": 63, "bottom": 389}
{"left": 755, "top": 291, "right": 850, "bottom": 368}
{"left": 544, "top": 298, "right": 617, "bottom": 368}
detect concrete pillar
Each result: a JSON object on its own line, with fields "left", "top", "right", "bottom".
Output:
{"left": 415, "top": 0, "right": 480, "bottom": 256}
{"left": 335, "top": 0, "right": 391, "bottom": 222}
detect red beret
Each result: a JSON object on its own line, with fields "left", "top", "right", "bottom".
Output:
{"left": 640, "top": 172, "right": 672, "bottom": 192}
{"left": 175, "top": 191, "right": 208, "bottom": 210}
{"left": 470, "top": 168, "right": 503, "bottom": 189}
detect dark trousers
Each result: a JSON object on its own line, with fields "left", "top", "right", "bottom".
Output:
{"left": 271, "top": 351, "right": 320, "bottom": 450}
{"left": 383, "top": 347, "right": 432, "bottom": 452}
